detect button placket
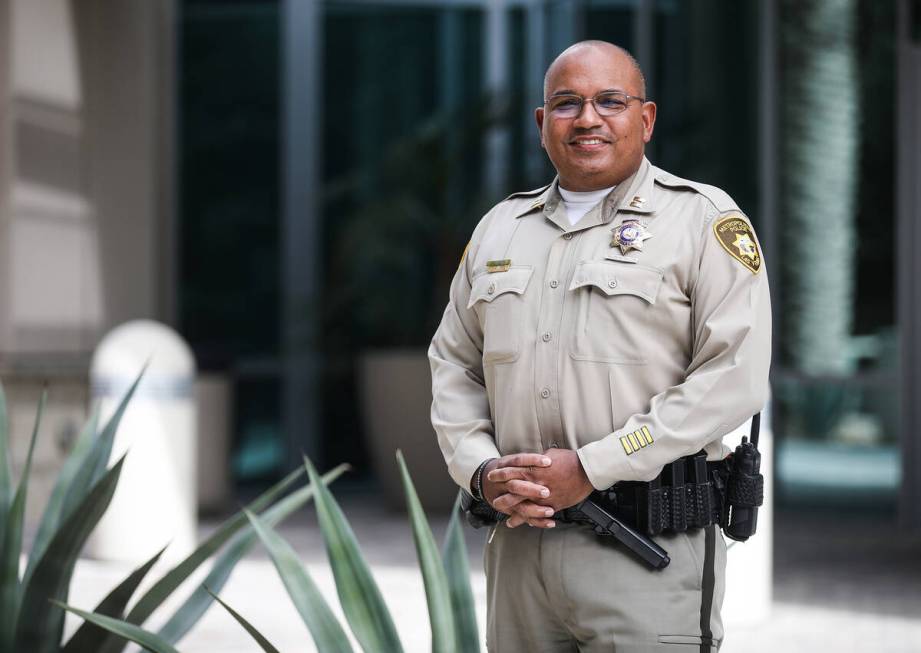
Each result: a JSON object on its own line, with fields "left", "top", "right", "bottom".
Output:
{"left": 534, "top": 220, "right": 569, "bottom": 451}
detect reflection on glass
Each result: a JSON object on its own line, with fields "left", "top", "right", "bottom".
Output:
{"left": 776, "top": 0, "right": 898, "bottom": 507}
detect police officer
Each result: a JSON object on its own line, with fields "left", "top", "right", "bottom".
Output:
{"left": 429, "top": 40, "right": 771, "bottom": 652}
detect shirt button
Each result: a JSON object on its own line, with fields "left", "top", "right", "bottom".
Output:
{"left": 540, "top": 388, "right": 551, "bottom": 399}
{"left": 550, "top": 441, "right": 559, "bottom": 448}
{"left": 487, "top": 283, "right": 496, "bottom": 294}
{"left": 541, "top": 332, "right": 552, "bottom": 342}
{"left": 549, "top": 280, "right": 559, "bottom": 288}
{"left": 563, "top": 233, "right": 573, "bottom": 240}
{"left": 608, "top": 279, "right": 618, "bottom": 288}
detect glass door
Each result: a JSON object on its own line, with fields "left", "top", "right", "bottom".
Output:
{"left": 773, "top": 0, "right": 899, "bottom": 510}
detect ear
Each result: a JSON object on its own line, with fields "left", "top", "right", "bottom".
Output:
{"left": 534, "top": 106, "right": 546, "bottom": 148}
{"left": 641, "top": 101, "right": 657, "bottom": 143}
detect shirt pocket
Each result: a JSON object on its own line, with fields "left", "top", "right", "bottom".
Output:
{"left": 468, "top": 266, "right": 534, "bottom": 364}
{"left": 568, "top": 260, "right": 664, "bottom": 363}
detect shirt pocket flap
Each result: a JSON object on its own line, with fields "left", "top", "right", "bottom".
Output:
{"left": 467, "top": 266, "right": 534, "bottom": 309}
{"left": 568, "top": 261, "right": 663, "bottom": 304}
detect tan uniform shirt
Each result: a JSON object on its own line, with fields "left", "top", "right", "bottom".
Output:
{"left": 429, "top": 158, "right": 771, "bottom": 492}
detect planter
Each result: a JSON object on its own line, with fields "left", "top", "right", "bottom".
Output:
{"left": 359, "top": 348, "right": 458, "bottom": 511}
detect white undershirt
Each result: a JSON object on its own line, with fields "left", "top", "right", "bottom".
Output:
{"left": 558, "top": 185, "right": 616, "bottom": 226}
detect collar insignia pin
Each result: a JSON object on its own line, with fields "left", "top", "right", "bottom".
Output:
{"left": 629, "top": 195, "right": 647, "bottom": 209}
{"left": 611, "top": 219, "right": 652, "bottom": 255}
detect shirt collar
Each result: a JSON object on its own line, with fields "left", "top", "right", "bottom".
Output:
{"left": 512, "top": 157, "right": 658, "bottom": 223}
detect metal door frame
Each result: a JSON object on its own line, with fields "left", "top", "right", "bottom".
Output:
{"left": 897, "top": 0, "right": 921, "bottom": 530}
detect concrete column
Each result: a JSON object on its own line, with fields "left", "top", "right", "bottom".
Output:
{"left": 0, "top": 0, "right": 11, "bottom": 353}
{"left": 75, "top": 0, "right": 175, "bottom": 333}
{"left": 4, "top": 0, "right": 176, "bottom": 356}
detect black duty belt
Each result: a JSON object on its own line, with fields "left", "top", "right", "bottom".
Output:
{"left": 462, "top": 415, "right": 765, "bottom": 571}
{"left": 555, "top": 455, "right": 725, "bottom": 535}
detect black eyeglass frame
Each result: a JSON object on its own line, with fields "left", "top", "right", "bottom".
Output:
{"left": 542, "top": 91, "right": 649, "bottom": 118}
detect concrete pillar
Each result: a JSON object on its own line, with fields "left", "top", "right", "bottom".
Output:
{"left": 74, "top": 0, "right": 177, "bottom": 333}
{"left": 0, "top": 0, "right": 11, "bottom": 352}
{"left": 2, "top": 0, "right": 176, "bottom": 357}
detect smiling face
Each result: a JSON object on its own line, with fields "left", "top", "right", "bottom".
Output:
{"left": 535, "top": 44, "right": 656, "bottom": 191}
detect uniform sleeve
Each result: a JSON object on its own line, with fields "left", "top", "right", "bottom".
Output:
{"left": 577, "top": 207, "right": 772, "bottom": 489}
{"left": 428, "top": 228, "right": 501, "bottom": 490}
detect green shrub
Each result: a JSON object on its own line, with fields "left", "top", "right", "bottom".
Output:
{"left": 0, "top": 374, "right": 344, "bottom": 653}
{"left": 63, "top": 452, "right": 482, "bottom": 652}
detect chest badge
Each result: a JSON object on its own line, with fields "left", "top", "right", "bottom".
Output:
{"left": 611, "top": 219, "right": 652, "bottom": 255}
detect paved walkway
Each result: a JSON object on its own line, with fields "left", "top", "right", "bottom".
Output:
{"left": 65, "top": 497, "right": 921, "bottom": 652}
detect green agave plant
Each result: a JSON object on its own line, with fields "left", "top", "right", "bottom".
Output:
{"left": 62, "top": 452, "right": 482, "bottom": 652}
{"left": 0, "top": 374, "right": 346, "bottom": 653}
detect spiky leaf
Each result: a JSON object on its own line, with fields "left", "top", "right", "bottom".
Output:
{"left": 14, "top": 456, "right": 126, "bottom": 653}
{"left": 62, "top": 544, "right": 167, "bottom": 653}
{"left": 304, "top": 457, "right": 404, "bottom": 653}
{"left": 0, "top": 390, "right": 45, "bottom": 649}
{"left": 205, "top": 588, "right": 281, "bottom": 653}
{"left": 58, "top": 373, "right": 143, "bottom": 529}
{"left": 154, "top": 464, "right": 349, "bottom": 646}
{"left": 25, "top": 406, "right": 100, "bottom": 588}
{"left": 396, "top": 450, "right": 455, "bottom": 652}
{"left": 245, "top": 509, "right": 353, "bottom": 652}
{"left": 442, "top": 491, "right": 479, "bottom": 652}
{"left": 0, "top": 383, "right": 12, "bottom": 525}
{"left": 56, "top": 604, "right": 180, "bottom": 653}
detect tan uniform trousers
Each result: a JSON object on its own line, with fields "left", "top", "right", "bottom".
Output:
{"left": 484, "top": 521, "right": 726, "bottom": 652}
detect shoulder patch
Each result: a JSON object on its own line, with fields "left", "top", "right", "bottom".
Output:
{"left": 713, "top": 215, "right": 761, "bottom": 274}
{"left": 654, "top": 173, "right": 739, "bottom": 213}
{"left": 503, "top": 182, "right": 552, "bottom": 202}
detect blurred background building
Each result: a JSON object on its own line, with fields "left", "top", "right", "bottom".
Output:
{"left": 1, "top": 0, "right": 920, "bottom": 534}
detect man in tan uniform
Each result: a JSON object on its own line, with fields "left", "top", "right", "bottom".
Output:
{"left": 429, "top": 40, "right": 770, "bottom": 652}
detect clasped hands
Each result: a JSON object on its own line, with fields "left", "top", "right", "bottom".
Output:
{"left": 481, "top": 448, "right": 594, "bottom": 529}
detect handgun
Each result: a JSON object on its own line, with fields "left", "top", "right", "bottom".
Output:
{"left": 573, "top": 494, "right": 671, "bottom": 570}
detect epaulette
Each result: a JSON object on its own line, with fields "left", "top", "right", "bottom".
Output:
{"left": 654, "top": 171, "right": 739, "bottom": 214}
{"left": 503, "top": 182, "right": 552, "bottom": 202}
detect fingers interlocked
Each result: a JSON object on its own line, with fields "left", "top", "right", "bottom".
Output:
{"left": 485, "top": 453, "right": 555, "bottom": 529}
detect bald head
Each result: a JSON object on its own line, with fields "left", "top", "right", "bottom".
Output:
{"left": 543, "top": 41, "right": 646, "bottom": 100}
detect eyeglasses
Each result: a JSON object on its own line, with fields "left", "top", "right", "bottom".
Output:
{"left": 544, "top": 91, "right": 646, "bottom": 118}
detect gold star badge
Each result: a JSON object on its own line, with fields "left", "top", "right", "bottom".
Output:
{"left": 611, "top": 219, "right": 652, "bottom": 255}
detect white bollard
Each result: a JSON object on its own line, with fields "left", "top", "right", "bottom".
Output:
{"left": 86, "top": 320, "right": 197, "bottom": 562}
{"left": 722, "top": 399, "right": 774, "bottom": 627}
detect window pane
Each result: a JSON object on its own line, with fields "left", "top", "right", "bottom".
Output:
{"left": 775, "top": 0, "right": 898, "bottom": 508}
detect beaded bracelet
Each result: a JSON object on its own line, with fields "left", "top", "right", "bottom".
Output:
{"left": 471, "top": 458, "right": 495, "bottom": 501}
